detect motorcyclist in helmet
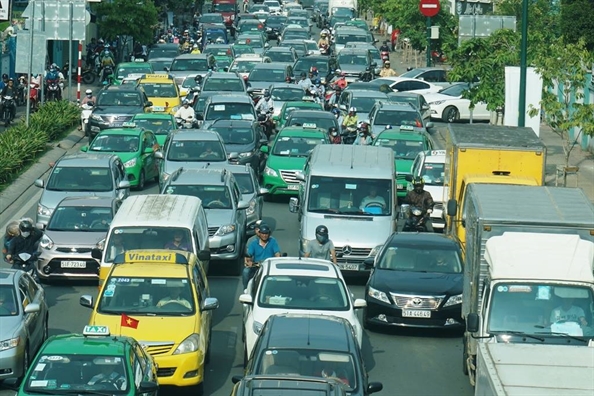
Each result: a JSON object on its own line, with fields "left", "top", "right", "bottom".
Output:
{"left": 318, "top": 32, "right": 330, "bottom": 49}
{"left": 0, "top": 78, "right": 17, "bottom": 121}
{"left": 255, "top": 89, "right": 273, "bottom": 114}
{"left": 304, "top": 225, "right": 337, "bottom": 264}
{"left": 379, "top": 40, "right": 391, "bottom": 53}
{"left": 379, "top": 60, "right": 397, "bottom": 77}
{"left": 0, "top": 73, "right": 8, "bottom": 90}
{"left": 174, "top": 100, "right": 196, "bottom": 126}
{"left": 353, "top": 122, "right": 372, "bottom": 145}
{"left": 5, "top": 219, "right": 43, "bottom": 266}
{"left": 328, "top": 127, "right": 341, "bottom": 144}
{"left": 81, "top": 89, "right": 96, "bottom": 105}
{"left": 244, "top": 224, "right": 281, "bottom": 288}
{"left": 403, "top": 177, "right": 435, "bottom": 232}
{"left": 100, "top": 49, "right": 116, "bottom": 83}
{"left": 313, "top": 78, "right": 325, "bottom": 98}
{"left": 191, "top": 44, "right": 201, "bottom": 54}
{"left": 297, "top": 71, "right": 312, "bottom": 90}
{"left": 341, "top": 107, "right": 358, "bottom": 130}
{"left": 80, "top": 89, "right": 96, "bottom": 130}
{"left": 331, "top": 69, "right": 348, "bottom": 90}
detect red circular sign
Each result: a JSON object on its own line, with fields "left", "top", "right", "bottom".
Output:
{"left": 419, "top": 0, "right": 440, "bottom": 17}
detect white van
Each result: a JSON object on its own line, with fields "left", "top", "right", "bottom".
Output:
{"left": 92, "top": 194, "right": 211, "bottom": 287}
{"left": 289, "top": 145, "right": 396, "bottom": 273}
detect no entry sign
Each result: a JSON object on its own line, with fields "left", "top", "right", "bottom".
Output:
{"left": 419, "top": 0, "right": 440, "bottom": 17}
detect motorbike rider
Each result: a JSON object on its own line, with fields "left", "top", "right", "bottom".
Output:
{"left": 379, "top": 40, "right": 391, "bottom": 53}
{"left": 353, "top": 122, "right": 372, "bottom": 145}
{"left": 0, "top": 78, "right": 17, "bottom": 121}
{"left": 328, "top": 127, "right": 341, "bottom": 144}
{"left": 5, "top": 220, "right": 43, "bottom": 268}
{"left": 174, "top": 100, "right": 196, "bottom": 125}
{"left": 312, "top": 78, "right": 325, "bottom": 99}
{"left": 100, "top": 49, "right": 116, "bottom": 83}
{"left": 244, "top": 224, "right": 281, "bottom": 289}
{"left": 0, "top": 73, "right": 8, "bottom": 91}
{"left": 318, "top": 32, "right": 330, "bottom": 50}
{"left": 3, "top": 221, "right": 19, "bottom": 262}
{"left": 297, "top": 72, "right": 312, "bottom": 91}
{"left": 341, "top": 107, "right": 358, "bottom": 130}
{"left": 332, "top": 69, "right": 348, "bottom": 90}
{"left": 45, "top": 64, "right": 64, "bottom": 99}
{"left": 255, "top": 89, "right": 273, "bottom": 113}
{"left": 80, "top": 89, "right": 96, "bottom": 130}
{"left": 379, "top": 60, "right": 397, "bottom": 77}
{"left": 304, "top": 225, "right": 337, "bottom": 264}
{"left": 190, "top": 44, "right": 201, "bottom": 54}
{"left": 403, "top": 177, "right": 435, "bottom": 232}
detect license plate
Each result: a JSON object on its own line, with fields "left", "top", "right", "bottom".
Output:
{"left": 338, "top": 263, "right": 359, "bottom": 271}
{"left": 153, "top": 106, "right": 165, "bottom": 112}
{"left": 402, "top": 309, "right": 431, "bottom": 318}
{"left": 397, "top": 184, "right": 404, "bottom": 189}
{"left": 287, "top": 184, "right": 299, "bottom": 190}
{"left": 60, "top": 261, "right": 86, "bottom": 268}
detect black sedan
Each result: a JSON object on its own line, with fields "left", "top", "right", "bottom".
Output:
{"left": 264, "top": 14, "right": 287, "bottom": 39}
{"left": 363, "top": 232, "right": 464, "bottom": 329}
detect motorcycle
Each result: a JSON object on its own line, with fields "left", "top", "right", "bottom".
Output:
{"left": 320, "top": 43, "right": 330, "bottom": 56}
{"left": 258, "top": 109, "right": 275, "bottom": 139}
{"left": 11, "top": 252, "right": 39, "bottom": 281}
{"left": 400, "top": 204, "right": 429, "bottom": 232}
{"left": 46, "top": 79, "right": 61, "bottom": 101}
{"left": 16, "top": 76, "right": 27, "bottom": 106}
{"left": 63, "top": 62, "right": 97, "bottom": 85}
{"left": 176, "top": 116, "right": 198, "bottom": 129}
{"left": 100, "top": 65, "right": 114, "bottom": 85}
{"left": 81, "top": 101, "right": 94, "bottom": 137}
{"left": 380, "top": 50, "right": 390, "bottom": 62}
{"left": 29, "top": 82, "right": 40, "bottom": 112}
{"left": 1, "top": 96, "right": 15, "bottom": 126}
{"left": 341, "top": 126, "right": 357, "bottom": 145}
{"left": 431, "top": 50, "right": 447, "bottom": 65}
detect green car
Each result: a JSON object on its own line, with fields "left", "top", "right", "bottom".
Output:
{"left": 232, "top": 44, "right": 256, "bottom": 56}
{"left": 261, "top": 126, "right": 329, "bottom": 195}
{"left": 274, "top": 101, "right": 324, "bottom": 129}
{"left": 372, "top": 126, "right": 434, "bottom": 199}
{"left": 13, "top": 326, "right": 159, "bottom": 396}
{"left": 132, "top": 112, "right": 177, "bottom": 146}
{"left": 114, "top": 61, "right": 154, "bottom": 84}
{"left": 214, "top": 55, "right": 233, "bottom": 71}
{"left": 81, "top": 123, "right": 159, "bottom": 190}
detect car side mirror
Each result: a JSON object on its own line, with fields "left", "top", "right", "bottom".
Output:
{"left": 154, "top": 151, "right": 164, "bottom": 159}
{"left": 260, "top": 145, "right": 269, "bottom": 153}
{"left": 81, "top": 145, "right": 89, "bottom": 152}
{"left": 146, "top": 101, "right": 153, "bottom": 107}
{"left": 426, "top": 122, "right": 434, "bottom": 129}
{"left": 446, "top": 199, "right": 457, "bottom": 217}
{"left": 117, "top": 180, "right": 131, "bottom": 190}
{"left": 422, "top": 104, "right": 430, "bottom": 110}
{"left": 339, "top": 104, "right": 346, "bottom": 111}
{"left": 232, "top": 375, "right": 243, "bottom": 384}
{"left": 24, "top": 303, "right": 40, "bottom": 314}
{"left": 164, "top": 67, "right": 170, "bottom": 72}
{"left": 228, "top": 152, "right": 239, "bottom": 160}
{"left": 288, "top": 197, "right": 299, "bottom": 213}
{"left": 34, "top": 179, "right": 44, "bottom": 188}
{"left": 404, "top": 174, "right": 413, "bottom": 182}
{"left": 36, "top": 222, "right": 46, "bottom": 230}
{"left": 239, "top": 293, "right": 253, "bottom": 305}
{"left": 353, "top": 298, "right": 366, "bottom": 309}
{"left": 363, "top": 256, "right": 375, "bottom": 268}
{"left": 258, "top": 187, "right": 269, "bottom": 196}
{"left": 467, "top": 312, "right": 479, "bottom": 333}
{"left": 139, "top": 381, "right": 159, "bottom": 393}
{"left": 91, "top": 248, "right": 103, "bottom": 260}
{"left": 80, "top": 294, "right": 94, "bottom": 309}
{"left": 223, "top": 67, "right": 229, "bottom": 72}
{"left": 368, "top": 382, "right": 383, "bottom": 394}
{"left": 237, "top": 200, "right": 250, "bottom": 210}
{"left": 198, "top": 249, "right": 211, "bottom": 261}
{"left": 202, "top": 297, "right": 219, "bottom": 311}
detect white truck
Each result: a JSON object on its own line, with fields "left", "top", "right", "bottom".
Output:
{"left": 328, "top": 0, "right": 357, "bottom": 15}
{"left": 460, "top": 184, "right": 594, "bottom": 385}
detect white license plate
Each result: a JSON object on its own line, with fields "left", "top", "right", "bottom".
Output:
{"left": 60, "top": 261, "right": 86, "bottom": 268}
{"left": 397, "top": 184, "right": 404, "bottom": 189}
{"left": 153, "top": 106, "right": 165, "bottom": 111}
{"left": 287, "top": 184, "right": 299, "bottom": 190}
{"left": 338, "top": 263, "right": 359, "bottom": 271}
{"left": 402, "top": 309, "right": 431, "bottom": 318}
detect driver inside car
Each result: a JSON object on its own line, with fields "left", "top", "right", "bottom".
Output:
{"left": 157, "top": 285, "right": 191, "bottom": 309}
{"left": 359, "top": 187, "right": 386, "bottom": 211}
{"left": 550, "top": 297, "right": 588, "bottom": 327}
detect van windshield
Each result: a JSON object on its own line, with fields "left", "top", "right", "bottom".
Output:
{"left": 307, "top": 176, "right": 392, "bottom": 215}
{"left": 104, "top": 227, "right": 194, "bottom": 262}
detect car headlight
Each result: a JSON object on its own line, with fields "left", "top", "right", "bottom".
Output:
{"left": 264, "top": 166, "right": 278, "bottom": 177}
{"left": 238, "top": 151, "right": 253, "bottom": 158}
{"left": 123, "top": 158, "right": 137, "bottom": 168}
{"left": 0, "top": 337, "right": 20, "bottom": 351}
{"left": 368, "top": 286, "right": 391, "bottom": 304}
{"left": 96, "top": 238, "right": 106, "bottom": 250}
{"left": 171, "top": 105, "right": 180, "bottom": 112}
{"left": 253, "top": 321, "right": 263, "bottom": 335}
{"left": 90, "top": 114, "right": 103, "bottom": 121}
{"left": 215, "top": 224, "right": 236, "bottom": 236}
{"left": 173, "top": 333, "right": 200, "bottom": 355}
{"left": 246, "top": 199, "right": 256, "bottom": 216}
{"left": 37, "top": 203, "right": 53, "bottom": 217}
{"left": 39, "top": 234, "right": 54, "bottom": 250}
{"left": 443, "top": 294, "right": 463, "bottom": 307}
{"left": 429, "top": 100, "right": 444, "bottom": 105}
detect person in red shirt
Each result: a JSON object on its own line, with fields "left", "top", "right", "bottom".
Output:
{"left": 391, "top": 28, "right": 400, "bottom": 51}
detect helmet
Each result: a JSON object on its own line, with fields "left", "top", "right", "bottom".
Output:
{"left": 259, "top": 224, "right": 271, "bottom": 234}
{"left": 263, "top": 89, "right": 271, "bottom": 98}
{"left": 1, "top": 73, "right": 7, "bottom": 80}
{"left": 255, "top": 220, "right": 267, "bottom": 230}
{"left": 314, "top": 78, "right": 321, "bottom": 86}
{"left": 85, "top": 89, "right": 92, "bottom": 95}
{"left": 321, "top": 32, "right": 327, "bottom": 38}
{"left": 19, "top": 219, "right": 34, "bottom": 233}
{"left": 315, "top": 225, "right": 329, "bottom": 243}
{"left": 104, "top": 50, "right": 110, "bottom": 55}
{"left": 8, "top": 78, "right": 13, "bottom": 83}
{"left": 98, "top": 39, "right": 104, "bottom": 44}
{"left": 384, "top": 60, "right": 390, "bottom": 66}
{"left": 412, "top": 176, "right": 425, "bottom": 188}
{"left": 310, "top": 67, "right": 318, "bottom": 73}
{"left": 349, "top": 107, "right": 356, "bottom": 114}
{"left": 359, "top": 122, "right": 369, "bottom": 132}
{"left": 193, "top": 44, "right": 198, "bottom": 48}
{"left": 335, "top": 68, "right": 341, "bottom": 74}
{"left": 182, "top": 99, "right": 190, "bottom": 105}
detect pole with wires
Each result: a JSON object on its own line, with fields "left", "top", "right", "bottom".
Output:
{"left": 77, "top": 40, "right": 82, "bottom": 104}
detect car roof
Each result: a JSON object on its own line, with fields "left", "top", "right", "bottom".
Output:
{"left": 41, "top": 333, "right": 130, "bottom": 355}
{"left": 133, "top": 112, "right": 175, "bottom": 120}
{"left": 98, "top": 127, "right": 144, "bottom": 136}
{"left": 210, "top": 119, "right": 255, "bottom": 128}
{"left": 238, "top": 375, "right": 342, "bottom": 392}
{"left": 375, "top": 130, "right": 426, "bottom": 141}
{"left": 337, "top": 48, "right": 370, "bottom": 55}
{"left": 102, "top": 85, "right": 142, "bottom": 92}
{"left": 0, "top": 269, "right": 18, "bottom": 284}
{"left": 206, "top": 72, "right": 241, "bottom": 79}
{"left": 208, "top": 94, "right": 252, "bottom": 103}
{"left": 265, "top": 47, "right": 293, "bottom": 52}
{"left": 266, "top": 314, "right": 354, "bottom": 352}
{"left": 170, "top": 168, "right": 231, "bottom": 185}
{"left": 288, "top": 110, "right": 335, "bottom": 119}
{"left": 264, "top": 257, "right": 342, "bottom": 278}
{"left": 57, "top": 153, "right": 116, "bottom": 167}
{"left": 170, "top": 129, "right": 222, "bottom": 141}
{"left": 277, "top": 127, "right": 326, "bottom": 137}
{"left": 421, "top": 149, "right": 447, "bottom": 161}
{"left": 347, "top": 89, "right": 388, "bottom": 98}
{"left": 175, "top": 54, "right": 210, "bottom": 59}
{"left": 280, "top": 39, "right": 306, "bottom": 45}
{"left": 387, "top": 232, "right": 460, "bottom": 249}
{"left": 270, "top": 83, "right": 302, "bottom": 90}
{"left": 252, "top": 63, "right": 288, "bottom": 70}
{"left": 374, "top": 101, "right": 417, "bottom": 111}
{"left": 56, "top": 196, "right": 116, "bottom": 207}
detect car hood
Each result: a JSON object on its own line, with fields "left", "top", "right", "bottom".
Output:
{"left": 249, "top": 81, "right": 277, "bottom": 90}
{"left": 424, "top": 93, "right": 459, "bottom": 103}
{"left": 225, "top": 143, "right": 256, "bottom": 155}
{"left": 164, "top": 160, "right": 226, "bottom": 175}
{"left": 40, "top": 190, "right": 112, "bottom": 212}
{"left": 93, "top": 106, "right": 142, "bottom": 116}
{"left": 0, "top": 316, "right": 22, "bottom": 338}
{"left": 302, "top": 215, "right": 394, "bottom": 248}
{"left": 371, "top": 268, "right": 463, "bottom": 296}
{"left": 205, "top": 208, "right": 235, "bottom": 227}
{"left": 395, "top": 159, "right": 414, "bottom": 174}
{"left": 44, "top": 230, "right": 107, "bottom": 246}
{"left": 339, "top": 64, "right": 366, "bottom": 74}
{"left": 90, "top": 313, "right": 197, "bottom": 342}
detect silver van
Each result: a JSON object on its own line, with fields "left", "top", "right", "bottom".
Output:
{"left": 289, "top": 145, "right": 396, "bottom": 274}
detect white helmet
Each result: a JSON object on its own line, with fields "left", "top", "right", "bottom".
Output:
{"left": 85, "top": 89, "right": 92, "bottom": 95}
{"left": 349, "top": 107, "right": 357, "bottom": 113}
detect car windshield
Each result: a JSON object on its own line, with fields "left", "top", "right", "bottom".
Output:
{"left": 104, "top": 227, "right": 194, "bottom": 262}
{"left": 47, "top": 206, "right": 113, "bottom": 232}
{"left": 265, "top": 51, "right": 295, "bottom": 63}
{"left": 288, "top": 18, "right": 308, "bottom": 28}
{"left": 213, "top": 3, "right": 235, "bottom": 11}
{"left": 264, "top": 1, "right": 280, "bottom": 6}
{"left": 97, "top": 92, "right": 142, "bottom": 106}
{"left": 210, "top": 126, "right": 254, "bottom": 144}
{"left": 98, "top": 276, "right": 195, "bottom": 315}
{"left": 304, "top": 41, "right": 318, "bottom": 52}
{"left": 271, "top": 87, "right": 303, "bottom": 101}
{"left": 374, "top": 138, "right": 424, "bottom": 160}
{"left": 234, "top": 46, "right": 256, "bottom": 56}
{"left": 283, "top": 30, "right": 309, "bottom": 40}
{"left": 488, "top": 284, "right": 594, "bottom": 340}
{"left": 337, "top": 53, "right": 368, "bottom": 66}
{"left": 336, "top": 34, "right": 367, "bottom": 45}
{"left": 249, "top": 68, "right": 286, "bottom": 82}
{"left": 294, "top": 58, "right": 329, "bottom": 74}
{"left": 215, "top": 58, "right": 232, "bottom": 69}
{"left": 377, "top": 246, "right": 462, "bottom": 273}
{"left": 164, "top": 185, "right": 232, "bottom": 209}
{"left": 334, "top": 7, "right": 354, "bottom": 17}
{"left": 375, "top": 110, "right": 422, "bottom": 126}
{"left": 255, "top": 349, "right": 356, "bottom": 391}
{"left": 272, "top": 136, "right": 325, "bottom": 156}
{"left": 133, "top": 118, "right": 174, "bottom": 135}
{"left": 47, "top": 167, "right": 113, "bottom": 192}
{"left": 24, "top": 354, "right": 130, "bottom": 394}
{"left": 351, "top": 97, "right": 382, "bottom": 113}
{"left": 89, "top": 134, "right": 140, "bottom": 153}
{"left": 236, "top": 37, "right": 264, "bottom": 48}
{"left": 115, "top": 66, "right": 152, "bottom": 80}
{"left": 149, "top": 48, "right": 178, "bottom": 59}
{"left": 182, "top": 77, "right": 200, "bottom": 88}
{"left": 266, "top": 16, "right": 286, "bottom": 24}
{"left": 148, "top": 60, "right": 171, "bottom": 72}
{"left": 205, "top": 103, "right": 255, "bottom": 121}
{"left": 233, "top": 173, "right": 255, "bottom": 194}
{"left": 438, "top": 83, "right": 467, "bottom": 97}
{"left": 203, "top": 77, "right": 245, "bottom": 92}
{"left": 0, "top": 285, "right": 18, "bottom": 316}
{"left": 205, "top": 30, "right": 227, "bottom": 41}
{"left": 170, "top": 58, "right": 209, "bottom": 71}
{"left": 167, "top": 139, "right": 226, "bottom": 161}
{"left": 421, "top": 162, "right": 445, "bottom": 186}
{"left": 287, "top": 117, "right": 336, "bottom": 131}
{"left": 140, "top": 83, "right": 177, "bottom": 98}
{"left": 307, "top": 176, "right": 393, "bottom": 215}
{"left": 258, "top": 275, "right": 349, "bottom": 310}
{"left": 200, "top": 14, "right": 223, "bottom": 23}
{"left": 230, "top": 60, "right": 260, "bottom": 73}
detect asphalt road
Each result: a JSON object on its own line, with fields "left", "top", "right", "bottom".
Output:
{"left": 0, "top": 120, "right": 474, "bottom": 396}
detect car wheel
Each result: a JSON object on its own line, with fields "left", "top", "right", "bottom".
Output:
{"left": 136, "top": 170, "right": 145, "bottom": 191}
{"left": 443, "top": 106, "right": 459, "bottom": 123}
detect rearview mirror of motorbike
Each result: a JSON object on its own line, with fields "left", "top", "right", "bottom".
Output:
{"left": 404, "top": 174, "right": 413, "bottom": 182}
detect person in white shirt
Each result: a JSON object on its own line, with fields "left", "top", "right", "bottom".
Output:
{"left": 255, "top": 90, "right": 273, "bottom": 113}
{"left": 87, "top": 363, "right": 127, "bottom": 390}
{"left": 359, "top": 186, "right": 386, "bottom": 210}
{"left": 174, "top": 100, "right": 195, "bottom": 122}
{"left": 550, "top": 298, "right": 588, "bottom": 326}
{"left": 157, "top": 286, "right": 192, "bottom": 309}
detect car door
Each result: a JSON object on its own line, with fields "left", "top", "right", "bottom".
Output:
{"left": 407, "top": 80, "right": 431, "bottom": 93}
{"left": 472, "top": 99, "right": 491, "bottom": 120}
{"left": 231, "top": 181, "right": 247, "bottom": 237}
{"left": 243, "top": 266, "right": 263, "bottom": 330}
{"left": 192, "top": 264, "right": 211, "bottom": 353}
{"left": 113, "top": 160, "right": 130, "bottom": 200}
{"left": 18, "top": 276, "right": 42, "bottom": 351}
{"left": 25, "top": 274, "right": 46, "bottom": 350}
{"left": 132, "top": 343, "right": 156, "bottom": 394}
{"left": 142, "top": 131, "right": 158, "bottom": 179}
{"left": 419, "top": 95, "right": 431, "bottom": 122}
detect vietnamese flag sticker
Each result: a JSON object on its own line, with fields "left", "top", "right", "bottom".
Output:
{"left": 121, "top": 313, "right": 139, "bottom": 329}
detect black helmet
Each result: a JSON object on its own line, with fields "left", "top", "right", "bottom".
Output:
{"left": 300, "top": 72, "right": 306, "bottom": 77}
{"left": 412, "top": 176, "right": 425, "bottom": 188}
{"left": 315, "top": 225, "right": 328, "bottom": 236}
{"left": 2, "top": 73, "right": 7, "bottom": 80}
{"left": 259, "top": 224, "right": 271, "bottom": 234}
{"left": 19, "top": 220, "right": 34, "bottom": 233}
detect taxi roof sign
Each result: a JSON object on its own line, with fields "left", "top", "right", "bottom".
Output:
{"left": 141, "top": 73, "right": 174, "bottom": 80}
{"left": 83, "top": 325, "right": 110, "bottom": 337}
{"left": 122, "top": 122, "right": 137, "bottom": 128}
{"left": 114, "top": 250, "right": 189, "bottom": 265}
{"left": 302, "top": 123, "right": 317, "bottom": 129}
{"left": 429, "top": 150, "right": 446, "bottom": 156}
{"left": 399, "top": 125, "right": 415, "bottom": 131}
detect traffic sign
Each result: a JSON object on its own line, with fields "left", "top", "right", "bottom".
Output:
{"left": 419, "top": 0, "right": 440, "bottom": 18}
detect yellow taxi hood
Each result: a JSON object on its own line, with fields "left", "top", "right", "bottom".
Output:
{"left": 148, "top": 97, "right": 181, "bottom": 113}
{"left": 90, "top": 313, "right": 198, "bottom": 341}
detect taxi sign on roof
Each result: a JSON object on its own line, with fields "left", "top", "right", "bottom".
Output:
{"left": 115, "top": 251, "right": 189, "bottom": 265}
{"left": 142, "top": 74, "right": 173, "bottom": 79}
{"left": 429, "top": 150, "right": 446, "bottom": 156}
{"left": 122, "top": 122, "right": 136, "bottom": 128}
{"left": 400, "top": 125, "right": 414, "bottom": 131}
{"left": 83, "top": 325, "right": 110, "bottom": 337}
{"left": 303, "top": 123, "right": 317, "bottom": 129}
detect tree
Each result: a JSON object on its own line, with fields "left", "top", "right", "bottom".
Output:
{"left": 94, "top": 0, "right": 159, "bottom": 61}
{"left": 528, "top": 37, "right": 594, "bottom": 186}
{"left": 560, "top": 0, "right": 594, "bottom": 51}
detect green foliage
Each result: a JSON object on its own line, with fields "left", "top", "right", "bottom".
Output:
{"left": 448, "top": 29, "right": 520, "bottom": 111}
{"left": 560, "top": 0, "right": 594, "bottom": 51}
{"left": 495, "top": 0, "right": 560, "bottom": 44}
{"left": 94, "top": 0, "right": 159, "bottom": 44}
{"left": 0, "top": 101, "right": 80, "bottom": 186}
{"left": 528, "top": 37, "right": 594, "bottom": 169}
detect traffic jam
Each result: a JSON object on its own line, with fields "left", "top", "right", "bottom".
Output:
{"left": 1, "top": 0, "right": 594, "bottom": 395}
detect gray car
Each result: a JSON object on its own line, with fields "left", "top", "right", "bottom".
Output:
{"left": 0, "top": 269, "right": 48, "bottom": 382}
{"left": 37, "top": 197, "right": 121, "bottom": 281}
{"left": 161, "top": 168, "right": 249, "bottom": 275}
{"left": 166, "top": 53, "right": 217, "bottom": 88}
{"left": 336, "top": 48, "right": 376, "bottom": 83}
{"left": 337, "top": 89, "right": 388, "bottom": 122}
{"left": 34, "top": 154, "right": 130, "bottom": 225}
{"left": 269, "top": 83, "right": 306, "bottom": 117}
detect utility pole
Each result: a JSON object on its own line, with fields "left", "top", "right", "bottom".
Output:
{"left": 518, "top": 0, "right": 529, "bottom": 127}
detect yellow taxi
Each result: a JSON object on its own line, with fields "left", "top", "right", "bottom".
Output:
{"left": 137, "top": 74, "right": 182, "bottom": 115}
{"left": 80, "top": 250, "right": 219, "bottom": 393}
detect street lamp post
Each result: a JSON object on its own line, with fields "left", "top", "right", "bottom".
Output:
{"left": 518, "top": 0, "right": 529, "bottom": 127}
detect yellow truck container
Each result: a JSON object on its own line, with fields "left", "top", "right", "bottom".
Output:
{"left": 444, "top": 124, "right": 546, "bottom": 250}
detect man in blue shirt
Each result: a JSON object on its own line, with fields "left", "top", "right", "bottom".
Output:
{"left": 243, "top": 224, "right": 281, "bottom": 289}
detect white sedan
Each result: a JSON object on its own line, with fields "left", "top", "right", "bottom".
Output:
{"left": 423, "top": 83, "right": 490, "bottom": 122}
{"left": 374, "top": 77, "right": 443, "bottom": 95}
{"left": 239, "top": 257, "right": 366, "bottom": 360}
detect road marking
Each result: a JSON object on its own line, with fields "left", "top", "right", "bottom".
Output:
{"left": 228, "top": 326, "right": 238, "bottom": 349}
